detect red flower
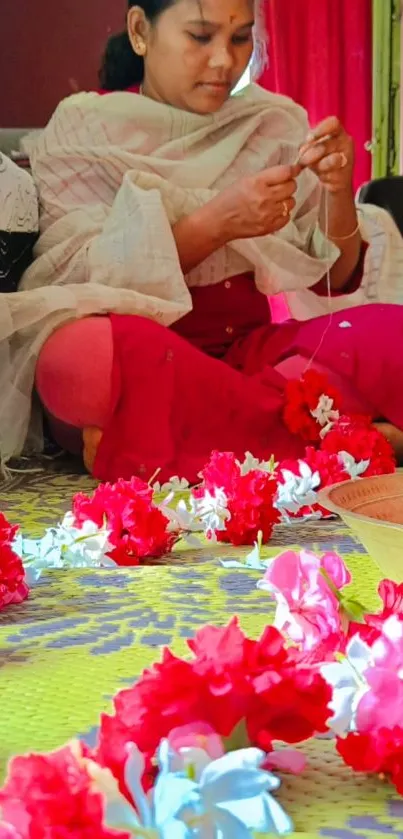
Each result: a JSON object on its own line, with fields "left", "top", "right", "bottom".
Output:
{"left": 0, "top": 545, "right": 29, "bottom": 611}
{"left": 367, "top": 579, "right": 403, "bottom": 626}
{"left": 337, "top": 727, "right": 403, "bottom": 795}
{"left": 195, "top": 451, "right": 280, "bottom": 545}
{"left": 96, "top": 619, "right": 331, "bottom": 796}
{"left": 250, "top": 665, "right": 332, "bottom": 744}
{"left": 0, "top": 514, "right": 28, "bottom": 612}
{"left": 0, "top": 743, "right": 128, "bottom": 839}
{"left": 97, "top": 650, "right": 207, "bottom": 797}
{"left": 347, "top": 621, "right": 381, "bottom": 646}
{"left": 0, "top": 513, "right": 18, "bottom": 547}
{"left": 348, "top": 580, "right": 403, "bottom": 645}
{"left": 188, "top": 621, "right": 331, "bottom": 745}
{"left": 187, "top": 620, "right": 286, "bottom": 735}
{"left": 73, "top": 477, "right": 176, "bottom": 565}
{"left": 220, "top": 471, "right": 279, "bottom": 546}
{"left": 321, "top": 415, "right": 396, "bottom": 476}
{"left": 303, "top": 447, "right": 348, "bottom": 487}
{"left": 198, "top": 451, "right": 241, "bottom": 495}
{"left": 283, "top": 371, "right": 341, "bottom": 442}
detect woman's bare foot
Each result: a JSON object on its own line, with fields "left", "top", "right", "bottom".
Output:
{"left": 82, "top": 426, "right": 103, "bottom": 474}
{"left": 374, "top": 422, "right": 403, "bottom": 464}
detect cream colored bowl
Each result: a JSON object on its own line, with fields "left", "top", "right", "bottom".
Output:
{"left": 319, "top": 471, "right": 403, "bottom": 581}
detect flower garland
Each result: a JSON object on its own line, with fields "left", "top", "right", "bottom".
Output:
{"left": 0, "top": 374, "right": 395, "bottom": 597}
{"left": 278, "top": 372, "right": 395, "bottom": 520}
{"left": 2, "top": 553, "right": 403, "bottom": 836}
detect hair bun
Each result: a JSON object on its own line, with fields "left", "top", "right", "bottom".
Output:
{"left": 99, "top": 30, "right": 144, "bottom": 90}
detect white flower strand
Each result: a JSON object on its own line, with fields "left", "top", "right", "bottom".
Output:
{"left": 311, "top": 394, "right": 340, "bottom": 438}
{"left": 275, "top": 462, "right": 321, "bottom": 516}
{"left": 14, "top": 512, "right": 115, "bottom": 577}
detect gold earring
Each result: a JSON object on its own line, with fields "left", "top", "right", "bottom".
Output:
{"left": 135, "top": 40, "right": 146, "bottom": 55}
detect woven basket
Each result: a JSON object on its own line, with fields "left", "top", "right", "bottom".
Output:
{"left": 319, "top": 471, "right": 403, "bottom": 581}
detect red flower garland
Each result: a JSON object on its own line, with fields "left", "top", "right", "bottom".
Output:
{"left": 283, "top": 370, "right": 341, "bottom": 442}
{"left": 73, "top": 477, "right": 177, "bottom": 565}
{"left": 0, "top": 513, "right": 28, "bottom": 612}
{"left": 194, "top": 451, "right": 280, "bottom": 545}
{"left": 278, "top": 446, "right": 349, "bottom": 518}
{"left": 321, "top": 414, "right": 396, "bottom": 476}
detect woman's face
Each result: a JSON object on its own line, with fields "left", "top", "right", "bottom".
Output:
{"left": 129, "top": 0, "right": 255, "bottom": 114}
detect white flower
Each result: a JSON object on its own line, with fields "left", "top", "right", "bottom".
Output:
{"left": 275, "top": 462, "right": 321, "bottom": 515}
{"left": 190, "top": 488, "right": 229, "bottom": 533}
{"left": 221, "top": 532, "right": 271, "bottom": 570}
{"left": 338, "top": 451, "right": 370, "bottom": 479}
{"left": 320, "top": 636, "right": 372, "bottom": 736}
{"left": 154, "top": 476, "right": 189, "bottom": 494}
{"left": 157, "top": 742, "right": 294, "bottom": 837}
{"left": 99, "top": 741, "right": 293, "bottom": 838}
{"left": 161, "top": 498, "right": 202, "bottom": 533}
{"left": 15, "top": 513, "right": 115, "bottom": 571}
{"left": 311, "top": 394, "right": 340, "bottom": 429}
{"left": 237, "top": 451, "right": 278, "bottom": 476}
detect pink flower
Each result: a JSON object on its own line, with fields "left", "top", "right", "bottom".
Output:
{"left": 258, "top": 550, "right": 350, "bottom": 650}
{"left": 357, "top": 669, "right": 403, "bottom": 732}
{"left": 0, "top": 825, "right": 22, "bottom": 839}
{"left": 168, "top": 722, "right": 224, "bottom": 761}
{"left": 263, "top": 749, "right": 306, "bottom": 775}
{"left": 356, "top": 616, "right": 403, "bottom": 732}
{"left": 321, "top": 551, "right": 351, "bottom": 590}
{"left": 370, "top": 615, "right": 403, "bottom": 671}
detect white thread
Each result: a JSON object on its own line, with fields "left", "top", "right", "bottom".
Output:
{"left": 303, "top": 187, "right": 333, "bottom": 372}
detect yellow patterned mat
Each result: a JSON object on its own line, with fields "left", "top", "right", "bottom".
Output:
{"left": 0, "top": 470, "right": 402, "bottom": 837}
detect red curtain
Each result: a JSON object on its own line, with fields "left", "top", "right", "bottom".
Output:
{"left": 259, "top": 0, "right": 372, "bottom": 190}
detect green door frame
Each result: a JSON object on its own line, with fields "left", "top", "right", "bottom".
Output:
{"left": 372, "top": 0, "right": 401, "bottom": 178}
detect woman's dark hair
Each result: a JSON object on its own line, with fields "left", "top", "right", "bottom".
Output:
{"left": 99, "top": 0, "right": 177, "bottom": 90}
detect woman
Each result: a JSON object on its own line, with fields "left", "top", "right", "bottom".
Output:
{"left": 5, "top": 0, "right": 403, "bottom": 482}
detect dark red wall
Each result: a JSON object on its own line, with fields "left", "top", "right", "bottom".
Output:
{"left": 0, "top": 0, "right": 126, "bottom": 126}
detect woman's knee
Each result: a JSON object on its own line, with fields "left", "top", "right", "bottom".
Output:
{"left": 36, "top": 316, "right": 113, "bottom": 428}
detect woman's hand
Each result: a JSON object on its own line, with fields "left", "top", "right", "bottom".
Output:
{"left": 173, "top": 164, "right": 299, "bottom": 273}
{"left": 212, "top": 164, "right": 300, "bottom": 243}
{"left": 296, "top": 115, "right": 361, "bottom": 293}
{"left": 297, "top": 116, "right": 354, "bottom": 194}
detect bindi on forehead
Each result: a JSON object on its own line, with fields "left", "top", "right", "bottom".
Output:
{"left": 185, "top": 0, "right": 253, "bottom": 26}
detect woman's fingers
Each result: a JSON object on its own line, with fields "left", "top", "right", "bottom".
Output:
{"left": 316, "top": 152, "right": 349, "bottom": 173}
{"left": 307, "top": 115, "right": 342, "bottom": 142}
{"left": 273, "top": 196, "right": 296, "bottom": 220}
{"left": 259, "top": 163, "right": 301, "bottom": 186}
{"left": 298, "top": 140, "right": 341, "bottom": 168}
{"left": 269, "top": 180, "right": 298, "bottom": 200}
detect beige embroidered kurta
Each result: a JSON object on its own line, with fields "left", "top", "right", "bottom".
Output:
{"left": 0, "top": 84, "right": 402, "bottom": 463}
